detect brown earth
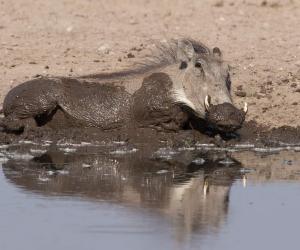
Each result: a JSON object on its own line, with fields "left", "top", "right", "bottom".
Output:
{"left": 0, "top": 0, "right": 299, "bottom": 128}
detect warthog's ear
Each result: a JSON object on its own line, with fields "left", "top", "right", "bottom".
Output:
{"left": 212, "top": 47, "right": 222, "bottom": 58}
{"left": 177, "top": 40, "right": 195, "bottom": 63}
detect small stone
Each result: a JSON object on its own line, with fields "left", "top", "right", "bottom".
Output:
{"left": 265, "top": 80, "right": 273, "bottom": 85}
{"left": 213, "top": 0, "right": 224, "bottom": 7}
{"left": 261, "top": 0, "right": 267, "bottom": 6}
{"left": 9, "top": 64, "right": 16, "bottom": 68}
{"left": 130, "top": 46, "right": 142, "bottom": 52}
{"left": 93, "top": 59, "right": 100, "bottom": 63}
{"left": 235, "top": 90, "right": 247, "bottom": 97}
{"left": 118, "top": 57, "right": 122, "bottom": 62}
{"left": 237, "top": 85, "right": 243, "bottom": 90}
{"left": 291, "top": 83, "right": 297, "bottom": 88}
{"left": 97, "top": 45, "right": 110, "bottom": 55}
{"left": 295, "top": 88, "right": 300, "bottom": 93}
{"left": 29, "top": 61, "right": 37, "bottom": 64}
{"left": 292, "top": 102, "right": 298, "bottom": 105}
{"left": 44, "top": 65, "right": 49, "bottom": 69}
{"left": 127, "top": 52, "right": 135, "bottom": 58}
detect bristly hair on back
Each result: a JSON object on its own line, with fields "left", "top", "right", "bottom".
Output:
{"left": 79, "top": 38, "right": 212, "bottom": 80}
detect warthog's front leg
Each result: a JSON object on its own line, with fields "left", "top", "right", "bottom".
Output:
{"left": 0, "top": 115, "right": 37, "bottom": 133}
{"left": 132, "top": 73, "right": 190, "bottom": 132}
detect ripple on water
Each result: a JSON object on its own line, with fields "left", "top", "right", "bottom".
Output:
{"left": 152, "top": 147, "right": 178, "bottom": 160}
{"left": 59, "top": 147, "right": 77, "bottom": 153}
{"left": 30, "top": 149, "right": 47, "bottom": 154}
{"left": 110, "top": 148, "right": 138, "bottom": 155}
{"left": 192, "top": 158, "right": 205, "bottom": 165}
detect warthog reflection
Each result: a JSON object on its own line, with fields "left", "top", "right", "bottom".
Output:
{"left": 2, "top": 148, "right": 242, "bottom": 239}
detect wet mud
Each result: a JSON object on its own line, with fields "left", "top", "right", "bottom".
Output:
{"left": 0, "top": 119, "right": 299, "bottom": 149}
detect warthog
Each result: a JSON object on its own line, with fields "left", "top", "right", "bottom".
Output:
{"left": 0, "top": 38, "right": 247, "bottom": 134}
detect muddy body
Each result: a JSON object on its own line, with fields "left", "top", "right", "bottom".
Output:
{"left": 2, "top": 77, "right": 132, "bottom": 130}
{"left": 1, "top": 38, "right": 246, "bottom": 135}
{"left": 1, "top": 73, "right": 190, "bottom": 132}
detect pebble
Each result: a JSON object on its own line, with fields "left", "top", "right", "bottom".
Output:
{"left": 291, "top": 82, "right": 297, "bottom": 88}
{"left": 213, "top": 1, "right": 224, "bottom": 7}
{"left": 127, "top": 52, "right": 135, "bottom": 58}
{"left": 261, "top": 0, "right": 267, "bottom": 6}
{"left": 235, "top": 90, "right": 247, "bottom": 97}
{"left": 97, "top": 45, "right": 110, "bottom": 54}
{"left": 237, "top": 85, "right": 243, "bottom": 91}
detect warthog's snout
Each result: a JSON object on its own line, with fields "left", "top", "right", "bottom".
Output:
{"left": 204, "top": 96, "right": 247, "bottom": 133}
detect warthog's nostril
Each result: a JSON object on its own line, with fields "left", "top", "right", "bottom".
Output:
{"left": 205, "top": 102, "right": 245, "bottom": 132}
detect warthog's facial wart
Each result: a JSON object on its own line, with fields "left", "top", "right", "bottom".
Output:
{"left": 172, "top": 39, "right": 247, "bottom": 132}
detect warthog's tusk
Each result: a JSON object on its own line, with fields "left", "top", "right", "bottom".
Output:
{"left": 243, "top": 102, "right": 248, "bottom": 114}
{"left": 205, "top": 95, "right": 211, "bottom": 111}
{"left": 203, "top": 179, "right": 209, "bottom": 198}
{"left": 243, "top": 175, "right": 247, "bottom": 188}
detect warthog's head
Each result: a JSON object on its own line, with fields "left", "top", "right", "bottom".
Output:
{"left": 171, "top": 39, "right": 247, "bottom": 133}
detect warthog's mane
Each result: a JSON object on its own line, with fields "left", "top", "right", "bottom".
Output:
{"left": 79, "top": 38, "right": 212, "bottom": 80}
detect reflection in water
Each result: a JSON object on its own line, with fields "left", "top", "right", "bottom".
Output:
{"left": 1, "top": 142, "right": 300, "bottom": 249}
{"left": 2, "top": 145, "right": 242, "bottom": 242}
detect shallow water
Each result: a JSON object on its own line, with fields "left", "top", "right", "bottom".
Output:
{"left": 0, "top": 141, "right": 300, "bottom": 250}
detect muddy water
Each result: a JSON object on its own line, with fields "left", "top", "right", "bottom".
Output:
{"left": 0, "top": 141, "right": 300, "bottom": 250}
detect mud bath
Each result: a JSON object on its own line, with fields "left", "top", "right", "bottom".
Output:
{"left": 0, "top": 118, "right": 299, "bottom": 148}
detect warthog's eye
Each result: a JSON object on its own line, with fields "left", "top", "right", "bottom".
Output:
{"left": 179, "top": 61, "right": 188, "bottom": 70}
{"left": 195, "top": 62, "right": 202, "bottom": 68}
{"left": 195, "top": 61, "right": 204, "bottom": 75}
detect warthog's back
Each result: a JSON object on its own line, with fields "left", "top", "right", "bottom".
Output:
{"left": 58, "top": 78, "right": 132, "bottom": 129}
{"left": 3, "top": 77, "right": 132, "bottom": 130}
{"left": 3, "top": 78, "right": 60, "bottom": 118}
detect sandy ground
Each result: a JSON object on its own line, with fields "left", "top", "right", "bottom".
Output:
{"left": 0, "top": 0, "right": 299, "bottom": 128}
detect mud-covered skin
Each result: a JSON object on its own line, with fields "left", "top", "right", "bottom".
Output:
{"left": 205, "top": 103, "right": 246, "bottom": 132}
{"left": 1, "top": 73, "right": 189, "bottom": 133}
{"left": 131, "top": 73, "right": 189, "bottom": 131}
{"left": 1, "top": 77, "right": 133, "bottom": 132}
